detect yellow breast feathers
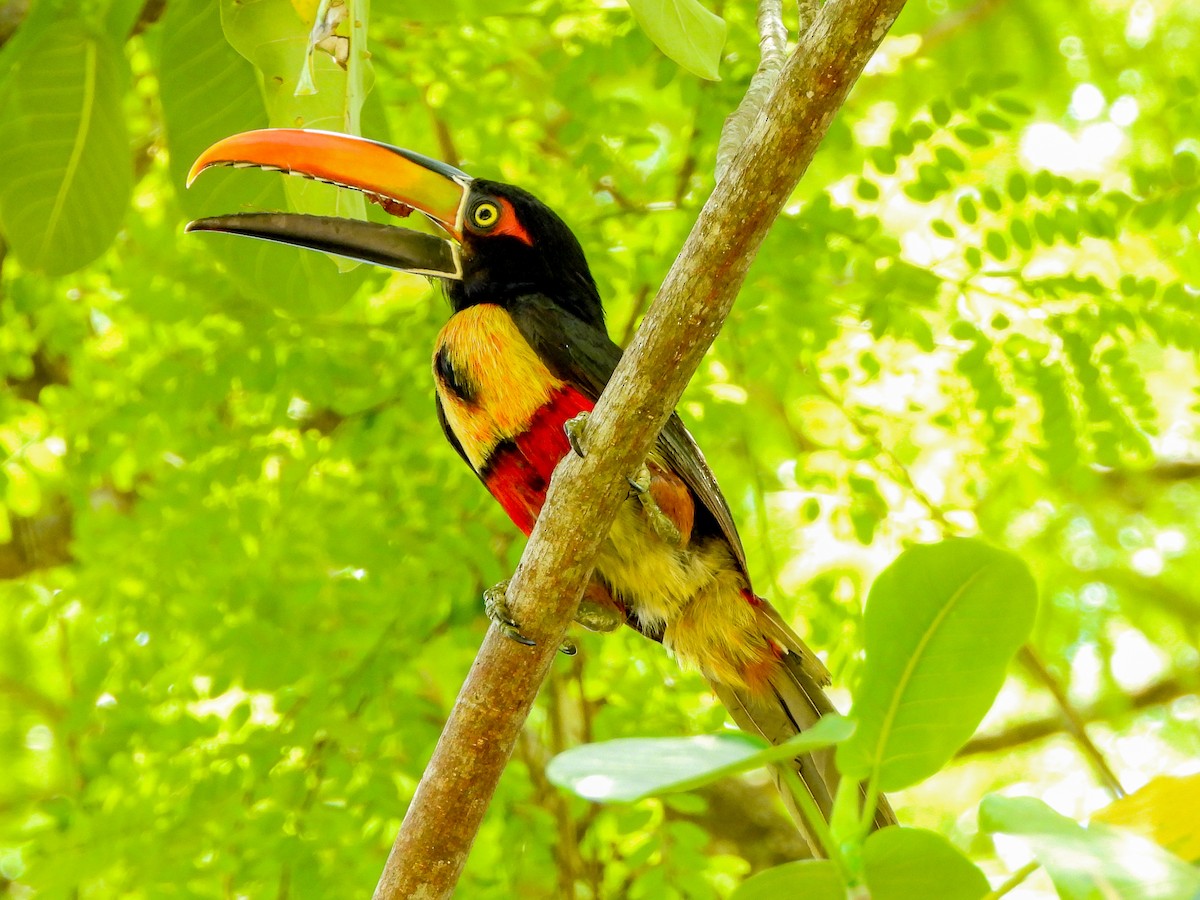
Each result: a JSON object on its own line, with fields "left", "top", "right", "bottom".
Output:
{"left": 433, "top": 304, "right": 565, "bottom": 470}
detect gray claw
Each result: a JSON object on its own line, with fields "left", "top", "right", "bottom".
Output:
{"left": 628, "top": 463, "right": 651, "bottom": 496}
{"left": 483, "top": 580, "right": 536, "bottom": 647}
{"left": 563, "top": 411, "right": 590, "bottom": 458}
{"left": 483, "top": 579, "right": 578, "bottom": 654}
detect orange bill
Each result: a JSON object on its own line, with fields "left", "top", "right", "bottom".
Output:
{"left": 187, "top": 128, "right": 471, "bottom": 239}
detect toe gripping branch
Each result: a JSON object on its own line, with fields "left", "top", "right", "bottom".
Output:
{"left": 483, "top": 580, "right": 577, "bottom": 656}
{"left": 563, "top": 412, "right": 683, "bottom": 547}
{"left": 563, "top": 411, "right": 589, "bottom": 459}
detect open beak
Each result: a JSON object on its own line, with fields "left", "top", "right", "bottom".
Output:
{"left": 184, "top": 129, "right": 472, "bottom": 279}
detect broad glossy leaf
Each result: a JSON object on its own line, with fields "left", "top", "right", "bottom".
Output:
{"left": 1092, "top": 774, "right": 1200, "bottom": 863}
{"left": 730, "top": 860, "right": 845, "bottom": 900}
{"left": 157, "top": 0, "right": 362, "bottom": 312}
{"left": 627, "top": 0, "right": 726, "bottom": 81}
{"left": 863, "top": 827, "right": 989, "bottom": 900}
{"left": 0, "top": 22, "right": 130, "bottom": 275}
{"left": 837, "top": 539, "right": 1037, "bottom": 791}
{"left": 220, "top": 0, "right": 372, "bottom": 225}
{"left": 547, "top": 715, "right": 854, "bottom": 802}
{"left": 981, "top": 795, "right": 1200, "bottom": 900}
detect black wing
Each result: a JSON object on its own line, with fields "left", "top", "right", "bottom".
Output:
{"left": 510, "top": 294, "right": 750, "bottom": 578}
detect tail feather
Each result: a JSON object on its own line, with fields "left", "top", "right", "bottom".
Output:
{"left": 706, "top": 602, "right": 896, "bottom": 855}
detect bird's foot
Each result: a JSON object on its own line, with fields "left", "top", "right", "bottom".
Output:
{"left": 629, "top": 463, "right": 684, "bottom": 547}
{"left": 483, "top": 580, "right": 577, "bottom": 655}
{"left": 563, "top": 411, "right": 589, "bottom": 458}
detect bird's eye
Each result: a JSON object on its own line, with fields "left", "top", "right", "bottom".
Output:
{"left": 470, "top": 200, "right": 500, "bottom": 229}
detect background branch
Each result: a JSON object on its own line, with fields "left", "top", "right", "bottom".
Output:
{"left": 372, "top": 0, "right": 908, "bottom": 896}
{"left": 716, "top": 0, "right": 788, "bottom": 181}
{"left": 960, "top": 666, "right": 1199, "bottom": 757}
{"left": 1018, "top": 645, "right": 1127, "bottom": 797}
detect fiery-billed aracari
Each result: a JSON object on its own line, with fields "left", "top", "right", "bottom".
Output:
{"left": 185, "top": 128, "right": 893, "bottom": 847}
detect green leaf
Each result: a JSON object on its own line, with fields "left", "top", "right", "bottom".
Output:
{"left": 985, "top": 230, "right": 1009, "bottom": 260}
{"left": 1033, "top": 210, "right": 1056, "bottom": 244}
{"left": 954, "top": 126, "right": 990, "bottom": 148}
{"left": 730, "top": 860, "right": 845, "bottom": 900}
{"left": 837, "top": 539, "right": 1037, "bottom": 791}
{"left": 976, "top": 110, "right": 1012, "bottom": 131}
{"left": 863, "top": 827, "right": 989, "bottom": 900}
{"left": 0, "top": 21, "right": 130, "bottom": 275}
{"left": 157, "top": 0, "right": 363, "bottom": 312}
{"left": 547, "top": 715, "right": 854, "bottom": 802}
{"left": 1055, "top": 207, "right": 1080, "bottom": 243}
{"left": 871, "top": 147, "right": 898, "bottom": 175}
{"left": 1010, "top": 219, "right": 1033, "bottom": 250}
{"left": 856, "top": 179, "right": 880, "bottom": 201}
{"left": 918, "top": 164, "right": 952, "bottom": 193}
{"left": 994, "top": 94, "right": 1033, "bottom": 115}
{"left": 1007, "top": 172, "right": 1028, "bottom": 202}
{"left": 627, "top": 0, "right": 727, "bottom": 81}
{"left": 904, "top": 181, "right": 937, "bottom": 202}
{"left": 935, "top": 146, "right": 967, "bottom": 172}
{"left": 220, "top": 0, "right": 373, "bottom": 228}
{"left": 981, "top": 796, "right": 1200, "bottom": 900}
{"left": 931, "top": 219, "right": 955, "bottom": 239}
{"left": 889, "top": 128, "right": 915, "bottom": 156}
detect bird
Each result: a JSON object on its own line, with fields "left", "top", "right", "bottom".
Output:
{"left": 185, "top": 128, "right": 894, "bottom": 851}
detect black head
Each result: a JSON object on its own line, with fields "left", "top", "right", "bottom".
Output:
{"left": 184, "top": 129, "right": 605, "bottom": 331}
{"left": 452, "top": 180, "right": 604, "bottom": 331}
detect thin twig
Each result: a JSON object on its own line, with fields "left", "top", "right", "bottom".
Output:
{"left": 716, "top": 0, "right": 788, "bottom": 180}
{"left": 372, "top": 2, "right": 908, "bottom": 895}
{"left": 1018, "top": 645, "right": 1127, "bottom": 798}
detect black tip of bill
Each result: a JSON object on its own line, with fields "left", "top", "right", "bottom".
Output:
{"left": 186, "top": 213, "right": 462, "bottom": 279}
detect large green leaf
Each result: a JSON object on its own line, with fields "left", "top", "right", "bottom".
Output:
{"left": 156, "top": 0, "right": 363, "bottom": 313}
{"left": 627, "top": 0, "right": 726, "bottom": 81}
{"left": 547, "top": 715, "right": 854, "bottom": 802}
{"left": 837, "top": 539, "right": 1037, "bottom": 791}
{"left": 981, "top": 795, "right": 1200, "bottom": 900}
{"left": 862, "top": 827, "right": 989, "bottom": 900}
{"left": 219, "top": 0, "right": 373, "bottom": 225}
{"left": 730, "top": 860, "right": 845, "bottom": 900}
{"left": 0, "top": 21, "right": 130, "bottom": 275}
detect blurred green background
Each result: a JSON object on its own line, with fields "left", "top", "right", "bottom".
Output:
{"left": 0, "top": 0, "right": 1197, "bottom": 896}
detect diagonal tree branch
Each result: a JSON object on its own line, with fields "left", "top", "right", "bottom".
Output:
{"left": 372, "top": 1, "right": 909, "bottom": 896}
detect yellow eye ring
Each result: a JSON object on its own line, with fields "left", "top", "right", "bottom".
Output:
{"left": 471, "top": 201, "right": 500, "bottom": 229}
